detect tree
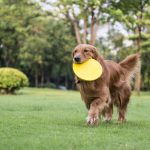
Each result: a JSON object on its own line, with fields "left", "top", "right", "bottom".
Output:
{"left": 46, "top": 0, "right": 107, "bottom": 45}
{"left": 19, "top": 15, "right": 76, "bottom": 88}
{"left": 0, "top": 0, "right": 41, "bottom": 67}
{"left": 107, "top": 0, "right": 150, "bottom": 95}
{"left": 0, "top": 0, "right": 76, "bottom": 88}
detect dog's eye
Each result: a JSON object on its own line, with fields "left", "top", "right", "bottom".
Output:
{"left": 74, "top": 50, "right": 77, "bottom": 53}
{"left": 84, "top": 49, "right": 88, "bottom": 52}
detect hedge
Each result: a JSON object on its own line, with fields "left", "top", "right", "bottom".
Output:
{"left": 0, "top": 67, "right": 29, "bottom": 94}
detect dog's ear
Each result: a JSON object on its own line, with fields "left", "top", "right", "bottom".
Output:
{"left": 72, "top": 49, "right": 76, "bottom": 57}
{"left": 72, "top": 50, "right": 75, "bottom": 57}
{"left": 91, "top": 46, "right": 99, "bottom": 60}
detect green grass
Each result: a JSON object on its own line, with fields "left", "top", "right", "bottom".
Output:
{"left": 0, "top": 88, "right": 150, "bottom": 150}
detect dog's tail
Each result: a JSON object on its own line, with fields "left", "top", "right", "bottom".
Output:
{"left": 119, "top": 53, "right": 141, "bottom": 80}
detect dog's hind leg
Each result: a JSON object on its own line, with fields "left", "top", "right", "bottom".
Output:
{"left": 117, "top": 85, "right": 131, "bottom": 123}
{"left": 118, "top": 107, "right": 127, "bottom": 123}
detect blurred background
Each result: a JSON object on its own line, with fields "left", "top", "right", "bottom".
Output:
{"left": 0, "top": 0, "right": 150, "bottom": 92}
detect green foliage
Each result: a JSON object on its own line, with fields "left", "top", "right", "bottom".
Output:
{"left": 0, "top": 67, "right": 29, "bottom": 94}
{"left": 0, "top": 0, "right": 41, "bottom": 66}
{"left": 19, "top": 17, "right": 76, "bottom": 87}
{"left": 129, "top": 33, "right": 150, "bottom": 40}
{"left": 109, "top": 0, "right": 150, "bottom": 48}
{"left": 43, "top": 82, "right": 56, "bottom": 88}
{"left": 0, "top": 0, "right": 150, "bottom": 90}
{"left": 0, "top": 0, "right": 76, "bottom": 88}
{"left": 141, "top": 40, "right": 150, "bottom": 49}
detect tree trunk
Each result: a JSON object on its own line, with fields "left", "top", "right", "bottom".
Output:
{"left": 3, "top": 48, "right": 10, "bottom": 67}
{"left": 90, "top": 9, "right": 99, "bottom": 45}
{"left": 35, "top": 67, "right": 39, "bottom": 87}
{"left": 41, "top": 69, "right": 44, "bottom": 87}
{"left": 65, "top": 75, "right": 68, "bottom": 89}
{"left": 67, "top": 11, "right": 82, "bottom": 44}
{"left": 56, "top": 64, "right": 63, "bottom": 88}
{"left": 90, "top": 10, "right": 95, "bottom": 45}
{"left": 134, "top": 27, "right": 141, "bottom": 95}
{"left": 73, "top": 20, "right": 82, "bottom": 44}
{"left": 45, "top": 65, "right": 52, "bottom": 85}
{"left": 83, "top": 18, "right": 87, "bottom": 44}
{"left": 134, "top": 66, "right": 141, "bottom": 96}
{"left": 134, "top": 2, "right": 143, "bottom": 95}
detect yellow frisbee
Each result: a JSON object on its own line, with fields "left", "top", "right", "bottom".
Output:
{"left": 73, "top": 58, "right": 103, "bottom": 81}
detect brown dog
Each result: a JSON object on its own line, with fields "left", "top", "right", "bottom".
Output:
{"left": 72, "top": 44, "right": 140, "bottom": 126}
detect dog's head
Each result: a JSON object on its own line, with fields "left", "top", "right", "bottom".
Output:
{"left": 72, "top": 44, "right": 99, "bottom": 63}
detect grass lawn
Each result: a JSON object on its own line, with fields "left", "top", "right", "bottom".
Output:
{"left": 0, "top": 88, "right": 150, "bottom": 150}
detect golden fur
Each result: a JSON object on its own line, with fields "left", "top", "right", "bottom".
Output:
{"left": 72, "top": 44, "right": 140, "bottom": 125}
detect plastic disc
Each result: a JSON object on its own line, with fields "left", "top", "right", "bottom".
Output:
{"left": 73, "top": 58, "right": 103, "bottom": 81}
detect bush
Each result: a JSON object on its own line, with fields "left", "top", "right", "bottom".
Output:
{"left": 0, "top": 67, "right": 29, "bottom": 94}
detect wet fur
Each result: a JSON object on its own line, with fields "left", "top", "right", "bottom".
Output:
{"left": 73, "top": 44, "right": 140, "bottom": 125}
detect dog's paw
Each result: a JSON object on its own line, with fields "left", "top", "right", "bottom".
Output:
{"left": 104, "top": 116, "right": 112, "bottom": 122}
{"left": 86, "top": 115, "right": 99, "bottom": 126}
{"left": 117, "top": 117, "right": 126, "bottom": 123}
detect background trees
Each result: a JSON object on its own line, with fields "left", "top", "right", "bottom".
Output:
{"left": 107, "top": 0, "right": 150, "bottom": 93}
{"left": 0, "top": 0, "right": 150, "bottom": 90}
{"left": 0, "top": 0, "right": 76, "bottom": 88}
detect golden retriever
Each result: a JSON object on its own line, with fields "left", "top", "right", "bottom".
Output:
{"left": 72, "top": 44, "right": 140, "bottom": 126}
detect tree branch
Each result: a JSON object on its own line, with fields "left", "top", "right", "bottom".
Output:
{"left": 83, "top": 17, "right": 87, "bottom": 44}
{"left": 66, "top": 10, "right": 82, "bottom": 44}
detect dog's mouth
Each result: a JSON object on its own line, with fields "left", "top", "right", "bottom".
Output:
{"left": 73, "top": 59, "right": 88, "bottom": 64}
{"left": 73, "top": 57, "right": 92, "bottom": 64}
{"left": 73, "top": 60, "right": 83, "bottom": 64}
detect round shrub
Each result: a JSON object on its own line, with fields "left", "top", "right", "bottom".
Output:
{"left": 0, "top": 67, "right": 29, "bottom": 94}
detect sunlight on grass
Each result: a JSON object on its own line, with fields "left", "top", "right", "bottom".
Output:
{"left": 0, "top": 88, "right": 150, "bottom": 150}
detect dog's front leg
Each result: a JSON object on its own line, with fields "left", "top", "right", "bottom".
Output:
{"left": 87, "top": 91, "right": 109, "bottom": 126}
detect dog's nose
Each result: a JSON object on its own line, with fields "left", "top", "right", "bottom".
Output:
{"left": 74, "top": 56, "right": 80, "bottom": 62}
